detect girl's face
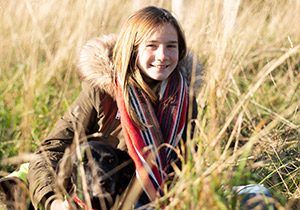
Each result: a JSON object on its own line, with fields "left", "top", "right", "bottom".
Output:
{"left": 137, "top": 23, "right": 179, "bottom": 81}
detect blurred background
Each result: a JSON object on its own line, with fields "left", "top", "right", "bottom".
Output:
{"left": 0, "top": 0, "right": 299, "bottom": 209}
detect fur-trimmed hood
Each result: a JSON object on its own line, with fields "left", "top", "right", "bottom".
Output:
{"left": 77, "top": 34, "right": 201, "bottom": 98}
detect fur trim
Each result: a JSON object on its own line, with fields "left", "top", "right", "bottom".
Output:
{"left": 77, "top": 34, "right": 201, "bottom": 98}
{"left": 77, "top": 34, "right": 117, "bottom": 97}
{"left": 178, "top": 51, "right": 202, "bottom": 94}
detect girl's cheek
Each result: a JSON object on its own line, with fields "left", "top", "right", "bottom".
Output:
{"left": 170, "top": 52, "right": 179, "bottom": 60}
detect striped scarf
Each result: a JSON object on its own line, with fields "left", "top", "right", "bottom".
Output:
{"left": 115, "top": 72, "right": 188, "bottom": 201}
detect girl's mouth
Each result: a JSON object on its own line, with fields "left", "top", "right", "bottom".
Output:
{"left": 151, "top": 64, "right": 169, "bottom": 69}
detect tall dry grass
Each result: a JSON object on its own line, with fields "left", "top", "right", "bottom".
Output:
{"left": 0, "top": 0, "right": 299, "bottom": 209}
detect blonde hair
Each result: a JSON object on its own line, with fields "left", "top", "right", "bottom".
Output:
{"left": 113, "top": 6, "right": 187, "bottom": 126}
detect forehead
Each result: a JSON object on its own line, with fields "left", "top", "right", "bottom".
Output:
{"left": 144, "top": 23, "right": 178, "bottom": 42}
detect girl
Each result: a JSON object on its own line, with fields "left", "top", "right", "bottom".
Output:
{"left": 27, "top": 6, "right": 195, "bottom": 210}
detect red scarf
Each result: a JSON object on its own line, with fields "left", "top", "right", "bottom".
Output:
{"left": 115, "top": 72, "right": 188, "bottom": 200}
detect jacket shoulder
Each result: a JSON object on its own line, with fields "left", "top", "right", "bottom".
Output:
{"left": 77, "top": 34, "right": 117, "bottom": 98}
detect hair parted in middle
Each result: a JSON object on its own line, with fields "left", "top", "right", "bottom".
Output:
{"left": 113, "top": 6, "right": 187, "bottom": 126}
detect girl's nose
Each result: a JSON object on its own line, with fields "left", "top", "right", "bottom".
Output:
{"left": 155, "top": 45, "right": 167, "bottom": 61}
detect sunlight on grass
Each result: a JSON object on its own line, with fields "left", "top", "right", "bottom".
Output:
{"left": 0, "top": 0, "right": 299, "bottom": 209}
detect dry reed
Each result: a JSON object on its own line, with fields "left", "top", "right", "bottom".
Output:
{"left": 0, "top": 0, "right": 299, "bottom": 209}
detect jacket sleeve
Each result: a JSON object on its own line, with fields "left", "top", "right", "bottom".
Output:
{"left": 27, "top": 83, "right": 101, "bottom": 209}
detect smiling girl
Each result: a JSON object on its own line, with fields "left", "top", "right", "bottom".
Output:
{"left": 26, "top": 6, "right": 196, "bottom": 210}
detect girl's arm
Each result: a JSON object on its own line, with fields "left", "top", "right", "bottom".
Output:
{"left": 27, "top": 83, "right": 100, "bottom": 209}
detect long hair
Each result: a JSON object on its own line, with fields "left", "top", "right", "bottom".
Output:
{"left": 113, "top": 6, "right": 187, "bottom": 126}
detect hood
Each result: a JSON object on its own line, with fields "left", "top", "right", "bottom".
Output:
{"left": 77, "top": 34, "right": 201, "bottom": 98}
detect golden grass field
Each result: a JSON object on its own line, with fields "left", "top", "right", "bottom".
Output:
{"left": 0, "top": 0, "right": 299, "bottom": 209}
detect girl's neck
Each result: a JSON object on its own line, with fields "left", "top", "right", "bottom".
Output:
{"left": 141, "top": 73, "right": 161, "bottom": 90}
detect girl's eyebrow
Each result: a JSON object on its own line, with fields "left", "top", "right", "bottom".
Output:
{"left": 146, "top": 40, "right": 178, "bottom": 44}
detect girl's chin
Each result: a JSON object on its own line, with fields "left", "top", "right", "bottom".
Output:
{"left": 147, "top": 70, "right": 174, "bottom": 80}
{"left": 147, "top": 74, "right": 169, "bottom": 81}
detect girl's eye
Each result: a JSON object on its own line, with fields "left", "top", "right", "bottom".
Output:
{"left": 146, "top": 44, "right": 157, "bottom": 48}
{"left": 167, "top": 44, "right": 177, "bottom": 48}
